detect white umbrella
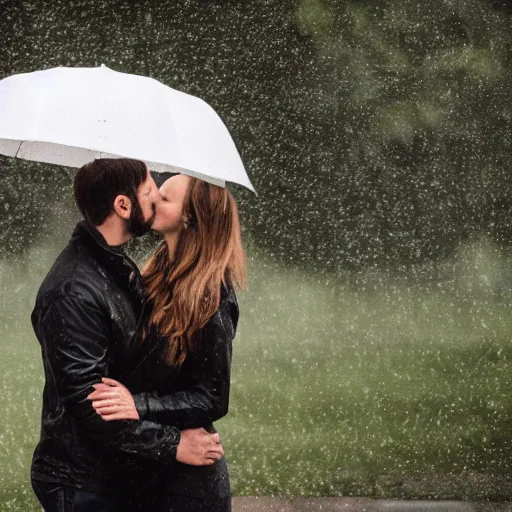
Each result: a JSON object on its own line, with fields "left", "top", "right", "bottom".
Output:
{"left": 0, "top": 65, "right": 255, "bottom": 192}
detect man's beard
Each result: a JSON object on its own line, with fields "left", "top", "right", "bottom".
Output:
{"left": 128, "top": 197, "right": 155, "bottom": 237}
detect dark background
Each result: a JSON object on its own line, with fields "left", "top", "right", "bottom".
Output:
{"left": 2, "top": 0, "right": 512, "bottom": 274}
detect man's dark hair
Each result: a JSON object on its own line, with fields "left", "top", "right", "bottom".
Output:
{"left": 74, "top": 158, "right": 148, "bottom": 226}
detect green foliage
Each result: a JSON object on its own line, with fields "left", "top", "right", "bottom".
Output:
{"left": 1, "top": 0, "right": 512, "bottom": 269}
{"left": 4, "top": 240, "right": 512, "bottom": 507}
{"left": 0, "top": 157, "right": 76, "bottom": 255}
{"left": 290, "top": 0, "right": 512, "bottom": 268}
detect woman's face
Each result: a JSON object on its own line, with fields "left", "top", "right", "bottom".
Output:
{"left": 151, "top": 174, "right": 192, "bottom": 234}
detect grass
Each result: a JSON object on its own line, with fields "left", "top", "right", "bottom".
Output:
{"left": 2, "top": 234, "right": 512, "bottom": 509}
{"left": 224, "top": 240, "right": 512, "bottom": 498}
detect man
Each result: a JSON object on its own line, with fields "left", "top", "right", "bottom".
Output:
{"left": 31, "top": 158, "right": 223, "bottom": 511}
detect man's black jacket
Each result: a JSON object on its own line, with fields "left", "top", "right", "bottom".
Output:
{"left": 30, "top": 221, "right": 180, "bottom": 495}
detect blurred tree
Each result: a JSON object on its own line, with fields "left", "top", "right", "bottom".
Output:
{"left": 289, "top": 0, "right": 512, "bottom": 270}
{"left": 0, "top": 0, "right": 511, "bottom": 273}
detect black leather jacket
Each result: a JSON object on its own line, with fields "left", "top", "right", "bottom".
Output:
{"left": 30, "top": 221, "right": 180, "bottom": 495}
{"left": 126, "top": 283, "right": 239, "bottom": 498}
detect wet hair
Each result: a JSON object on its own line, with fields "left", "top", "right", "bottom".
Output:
{"left": 73, "top": 158, "right": 148, "bottom": 226}
{"left": 143, "top": 178, "right": 247, "bottom": 367}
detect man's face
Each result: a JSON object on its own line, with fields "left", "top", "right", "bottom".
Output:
{"left": 127, "top": 173, "right": 159, "bottom": 237}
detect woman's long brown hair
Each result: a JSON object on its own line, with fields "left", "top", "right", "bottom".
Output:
{"left": 142, "top": 178, "right": 247, "bottom": 367}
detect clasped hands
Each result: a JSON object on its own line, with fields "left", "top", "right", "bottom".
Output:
{"left": 87, "top": 378, "right": 223, "bottom": 466}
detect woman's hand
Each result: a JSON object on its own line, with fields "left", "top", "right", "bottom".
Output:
{"left": 87, "top": 377, "right": 140, "bottom": 421}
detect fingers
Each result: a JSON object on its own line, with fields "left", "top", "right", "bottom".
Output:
{"left": 202, "top": 445, "right": 223, "bottom": 464}
{"left": 212, "top": 443, "right": 224, "bottom": 457}
{"left": 92, "top": 398, "right": 130, "bottom": 409}
{"left": 101, "top": 377, "right": 123, "bottom": 387}
{"left": 93, "top": 404, "right": 120, "bottom": 414}
{"left": 86, "top": 384, "right": 110, "bottom": 398}
{"left": 207, "top": 450, "right": 223, "bottom": 461}
{"left": 100, "top": 411, "right": 139, "bottom": 421}
{"left": 206, "top": 440, "right": 224, "bottom": 458}
{"left": 175, "top": 428, "right": 224, "bottom": 466}
{"left": 101, "top": 414, "right": 120, "bottom": 422}
{"left": 193, "top": 429, "right": 221, "bottom": 444}
{"left": 93, "top": 383, "right": 111, "bottom": 392}
{"left": 87, "top": 390, "right": 120, "bottom": 401}
{"left": 87, "top": 380, "right": 127, "bottom": 401}
{"left": 93, "top": 403, "right": 140, "bottom": 421}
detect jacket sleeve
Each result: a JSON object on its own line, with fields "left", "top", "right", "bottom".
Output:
{"left": 38, "top": 293, "right": 180, "bottom": 460}
{"left": 133, "top": 292, "right": 239, "bottom": 429}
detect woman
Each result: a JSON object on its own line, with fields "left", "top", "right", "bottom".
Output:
{"left": 88, "top": 174, "right": 246, "bottom": 511}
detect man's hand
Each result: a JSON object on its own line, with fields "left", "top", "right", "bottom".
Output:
{"left": 88, "top": 380, "right": 223, "bottom": 466}
{"left": 176, "top": 428, "right": 224, "bottom": 466}
{"left": 87, "top": 377, "right": 139, "bottom": 421}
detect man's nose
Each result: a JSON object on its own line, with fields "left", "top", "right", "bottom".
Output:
{"left": 152, "top": 187, "right": 162, "bottom": 204}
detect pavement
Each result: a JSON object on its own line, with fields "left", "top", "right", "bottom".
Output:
{"left": 232, "top": 497, "right": 512, "bottom": 511}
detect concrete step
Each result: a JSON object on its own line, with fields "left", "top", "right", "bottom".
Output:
{"left": 232, "top": 498, "right": 512, "bottom": 512}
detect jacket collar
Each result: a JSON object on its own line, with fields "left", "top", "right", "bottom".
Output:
{"left": 72, "top": 220, "right": 127, "bottom": 259}
{"left": 71, "top": 220, "right": 142, "bottom": 289}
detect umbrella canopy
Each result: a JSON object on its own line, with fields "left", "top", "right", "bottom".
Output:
{"left": 0, "top": 65, "right": 255, "bottom": 192}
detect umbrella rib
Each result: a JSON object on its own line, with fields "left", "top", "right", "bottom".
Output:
{"left": 14, "top": 141, "right": 22, "bottom": 159}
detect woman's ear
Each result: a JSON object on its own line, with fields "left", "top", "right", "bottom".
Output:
{"left": 113, "top": 195, "right": 132, "bottom": 220}
{"left": 182, "top": 213, "right": 196, "bottom": 230}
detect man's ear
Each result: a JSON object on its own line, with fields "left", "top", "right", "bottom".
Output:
{"left": 113, "top": 195, "right": 132, "bottom": 220}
